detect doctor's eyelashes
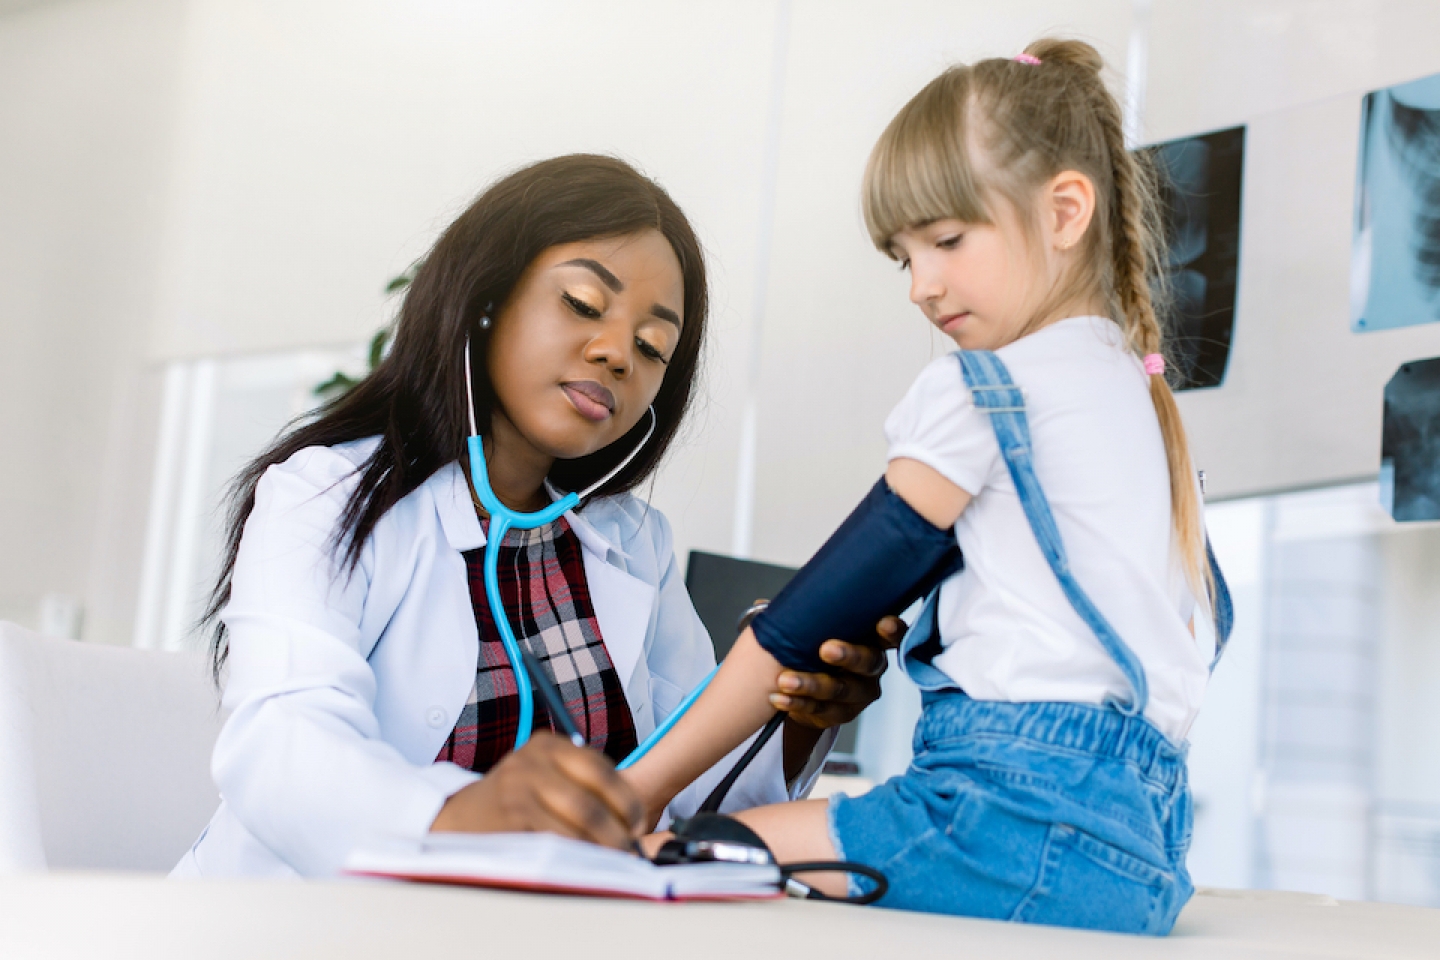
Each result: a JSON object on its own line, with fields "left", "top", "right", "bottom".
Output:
{"left": 562, "top": 291, "right": 604, "bottom": 319}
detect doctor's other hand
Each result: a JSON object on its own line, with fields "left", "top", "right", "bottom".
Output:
{"left": 772, "top": 614, "right": 905, "bottom": 730}
{"left": 429, "top": 732, "right": 644, "bottom": 850}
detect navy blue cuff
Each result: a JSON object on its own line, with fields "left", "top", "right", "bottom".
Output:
{"left": 751, "top": 478, "right": 963, "bottom": 673}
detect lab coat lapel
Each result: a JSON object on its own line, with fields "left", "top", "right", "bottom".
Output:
{"left": 581, "top": 550, "right": 654, "bottom": 691}
{"left": 568, "top": 509, "right": 652, "bottom": 692}
{"left": 433, "top": 462, "right": 485, "bottom": 551}
{"left": 439, "top": 465, "right": 653, "bottom": 690}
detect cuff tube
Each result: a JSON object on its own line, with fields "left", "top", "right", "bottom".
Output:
{"left": 751, "top": 478, "right": 963, "bottom": 672}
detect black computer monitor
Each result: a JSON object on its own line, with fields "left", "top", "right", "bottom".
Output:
{"left": 685, "top": 550, "right": 860, "bottom": 762}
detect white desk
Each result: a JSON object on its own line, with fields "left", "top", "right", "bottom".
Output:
{"left": 1, "top": 874, "right": 1436, "bottom": 959}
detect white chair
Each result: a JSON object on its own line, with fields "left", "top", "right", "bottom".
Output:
{"left": 0, "top": 621, "right": 223, "bottom": 873}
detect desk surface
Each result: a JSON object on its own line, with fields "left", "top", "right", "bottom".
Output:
{"left": 1, "top": 874, "right": 1437, "bottom": 959}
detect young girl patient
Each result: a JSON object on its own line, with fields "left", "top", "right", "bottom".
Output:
{"left": 624, "top": 38, "right": 1232, "bottom": 935}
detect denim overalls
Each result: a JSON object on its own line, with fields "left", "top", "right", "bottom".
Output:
{"left": 829, "top": 350, "right": 1234, "bottom": 935}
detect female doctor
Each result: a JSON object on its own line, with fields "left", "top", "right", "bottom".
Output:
{"left": 174, "top": 155, "right": 897, "bottom": 878}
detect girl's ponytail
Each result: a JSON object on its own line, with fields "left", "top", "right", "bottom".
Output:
{"left": 1022, "top": 37, "right": 1105, "bottom": 73}
{"left": 1093, "top": 89, "right": 1212, "bottom": 605}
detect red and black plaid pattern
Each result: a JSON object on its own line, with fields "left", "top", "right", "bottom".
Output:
{"left": 435, "top": 516, "right": 638, "bottom": 774}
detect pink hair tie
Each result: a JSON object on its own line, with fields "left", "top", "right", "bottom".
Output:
{"left": 1013, "top": 53, "right": 1042, "bottom": 65}
{"left": 1143, "top": 353, "right": 1165, "bottom": 376}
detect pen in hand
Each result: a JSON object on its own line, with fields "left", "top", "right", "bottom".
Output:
{"left": 518, "top": 644, "right": 587, "bottom": 748}
{"left": 521, "top": 643, "right": 652, "bottom": 858}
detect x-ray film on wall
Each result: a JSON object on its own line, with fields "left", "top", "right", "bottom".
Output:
{"left": 1143, "top": 126, "right": 1245, "bottom": 391}
{"left": 1352, "top": 72, "right": 1440, "bottom": 333}
{"left": 1380, "top": 357, "right": 1440, "bottom": 522}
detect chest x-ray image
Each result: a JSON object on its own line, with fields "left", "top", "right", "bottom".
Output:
{"left": 1352, "top": 72, "right": 1440, "bottom": 333}
{"left": 1143, "top": 126, "right": 1245, "bottom": 391}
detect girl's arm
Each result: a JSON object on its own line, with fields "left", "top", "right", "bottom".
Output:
{"left": 885, "top": 457, "right": 973, "bottom": 529}
{"left": 623, "top": 458, "right": 970, "bottom": 820}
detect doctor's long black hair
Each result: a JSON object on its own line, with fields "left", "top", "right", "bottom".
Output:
{"left": 203, "top": 155, "right": 710, "bottom": 681}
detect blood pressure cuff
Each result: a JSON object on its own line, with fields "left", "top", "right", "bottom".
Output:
{"left": 750, "top": 477, "right": 964, "bottom": 673}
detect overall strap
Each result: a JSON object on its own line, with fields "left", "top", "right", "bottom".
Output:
{"left": 957, "top": 350, "right": 1150, "bottom": 715}
{"left": 1205, "top": 538, "right": 1234, "bottom": 669}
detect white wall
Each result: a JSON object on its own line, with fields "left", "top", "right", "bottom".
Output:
{"left": 0, "top": 0, "right": 186, "bottom": 643}
{"left": 3, "top": 1, "right": 1440, "bottom": 634}
{"left": 144, "top": 0, "right": 796, "bottom": 577}
{"left": 1149, "top": 0, "right": 1440, "bottom": 502}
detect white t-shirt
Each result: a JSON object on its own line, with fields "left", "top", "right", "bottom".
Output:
{"left": 885, "top": 316, "right": 1210, "bottom": 741}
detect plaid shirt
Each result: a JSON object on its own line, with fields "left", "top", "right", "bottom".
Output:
{"left": 435, "top": 516, "right": 639, "bottom": 773}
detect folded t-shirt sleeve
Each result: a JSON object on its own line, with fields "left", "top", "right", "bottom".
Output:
{"left": 883, "top": 354, "right": 999, "bottom": 497}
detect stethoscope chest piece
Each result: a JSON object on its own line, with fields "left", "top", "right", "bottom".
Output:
{"left": 652, "top": 813, "right": 774, "bottom": 867}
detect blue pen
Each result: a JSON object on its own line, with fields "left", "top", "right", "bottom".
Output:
{"left": 518, "top": 644, "right": 586, "bottom": 748}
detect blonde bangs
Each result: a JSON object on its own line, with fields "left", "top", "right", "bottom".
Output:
{"left": 861, "top": 68, "right": 991, "bottom": 254}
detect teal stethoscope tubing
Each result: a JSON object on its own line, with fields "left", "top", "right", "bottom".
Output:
{"left": 462, "top": 337, "right": 709, "bottom": 764}
{"left": 465, "top": 433, "right": 577, "bottom": 753}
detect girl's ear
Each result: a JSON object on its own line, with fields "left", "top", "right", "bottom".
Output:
{"left": 1046, "top": 170, "right": 1097, "bottom": 250}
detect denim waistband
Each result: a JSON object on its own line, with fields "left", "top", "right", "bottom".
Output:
{"left": 917, "top": 690, "right": 1187, "bottom": 788}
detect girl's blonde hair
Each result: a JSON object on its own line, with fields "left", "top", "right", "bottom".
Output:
{"left": 863, "top": 37, "right": 1211, "bottom": 604}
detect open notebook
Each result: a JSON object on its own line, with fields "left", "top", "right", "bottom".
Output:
{"left": 344, "top": 832, "right": 783, "bottom": 902}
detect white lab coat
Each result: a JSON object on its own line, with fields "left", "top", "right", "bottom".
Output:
{"left": 173, "top": 439, "right": 829, "bottom": 878}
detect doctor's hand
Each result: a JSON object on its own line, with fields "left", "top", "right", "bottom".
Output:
{"left": 774, "top": 614, "right": 905, "bottom": 731}
{"left": 430, "top": 732, "right": 644, "bottom": 850}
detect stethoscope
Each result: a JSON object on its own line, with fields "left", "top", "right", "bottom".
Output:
{"left": 463, "top": 338, "right": 887, "bottom": 903}
{"left": 462, "top": 337, "right": 715, "bottom": 762}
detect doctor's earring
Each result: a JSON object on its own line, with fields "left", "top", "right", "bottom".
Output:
{"left": 478, "top": 316, "right": 491, "bottom": 330}
{"left": 477, "top": 301, "right": 496, "bottom": 331}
